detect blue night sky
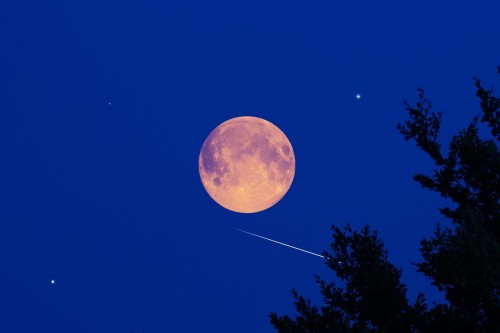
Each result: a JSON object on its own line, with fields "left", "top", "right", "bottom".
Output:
{"left": 1, "top": 1, "right": 499, "bottom": 332}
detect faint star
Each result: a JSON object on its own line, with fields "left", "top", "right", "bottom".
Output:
{"left": 108, "top": 102, "right": 112, "bottom": 106}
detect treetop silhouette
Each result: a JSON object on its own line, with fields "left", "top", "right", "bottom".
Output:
{"left": 270, "top": 67, "right": 500, "bottom": 333}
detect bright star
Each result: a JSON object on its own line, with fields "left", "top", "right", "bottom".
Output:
{"left": 356, "top": 94, "right": 361, "bottom": 100}
{"left": 50, "top": 279, "right": 55, "bottom": 285}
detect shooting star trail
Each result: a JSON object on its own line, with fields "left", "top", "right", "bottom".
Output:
{"left": 235, "top": 228, "right": 324, "bottom": 259}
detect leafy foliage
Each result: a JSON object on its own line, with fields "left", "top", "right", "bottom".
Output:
{"left": 270, "top": 67, "right": 500, "bottom": 333}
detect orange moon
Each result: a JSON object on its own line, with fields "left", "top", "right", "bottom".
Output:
{"left": 199, "top": 116, "right": 295, "bottom": 213}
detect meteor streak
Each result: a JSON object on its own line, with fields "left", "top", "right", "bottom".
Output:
{"left": 235, "top": 228, "right": 324, "bottom": 259}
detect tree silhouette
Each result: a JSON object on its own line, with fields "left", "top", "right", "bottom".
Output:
{"left": 269, "top": 67, "right": 500, "bottom": 333}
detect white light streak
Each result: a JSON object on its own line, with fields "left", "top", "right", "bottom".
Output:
{"left": 235, "top": 228, "right": 324, "bottom": 259}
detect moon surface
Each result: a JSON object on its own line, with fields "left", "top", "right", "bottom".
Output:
{"left": 199, "top": 116, "right": 295, "bottom": 213}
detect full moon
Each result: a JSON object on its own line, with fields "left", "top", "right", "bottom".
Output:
{"left": 199, "top": 116, "right": 295, "bottom": 213}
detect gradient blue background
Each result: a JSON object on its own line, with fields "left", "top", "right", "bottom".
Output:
{"left": 1, "top": 0, "right": 499, "bottom": 332}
